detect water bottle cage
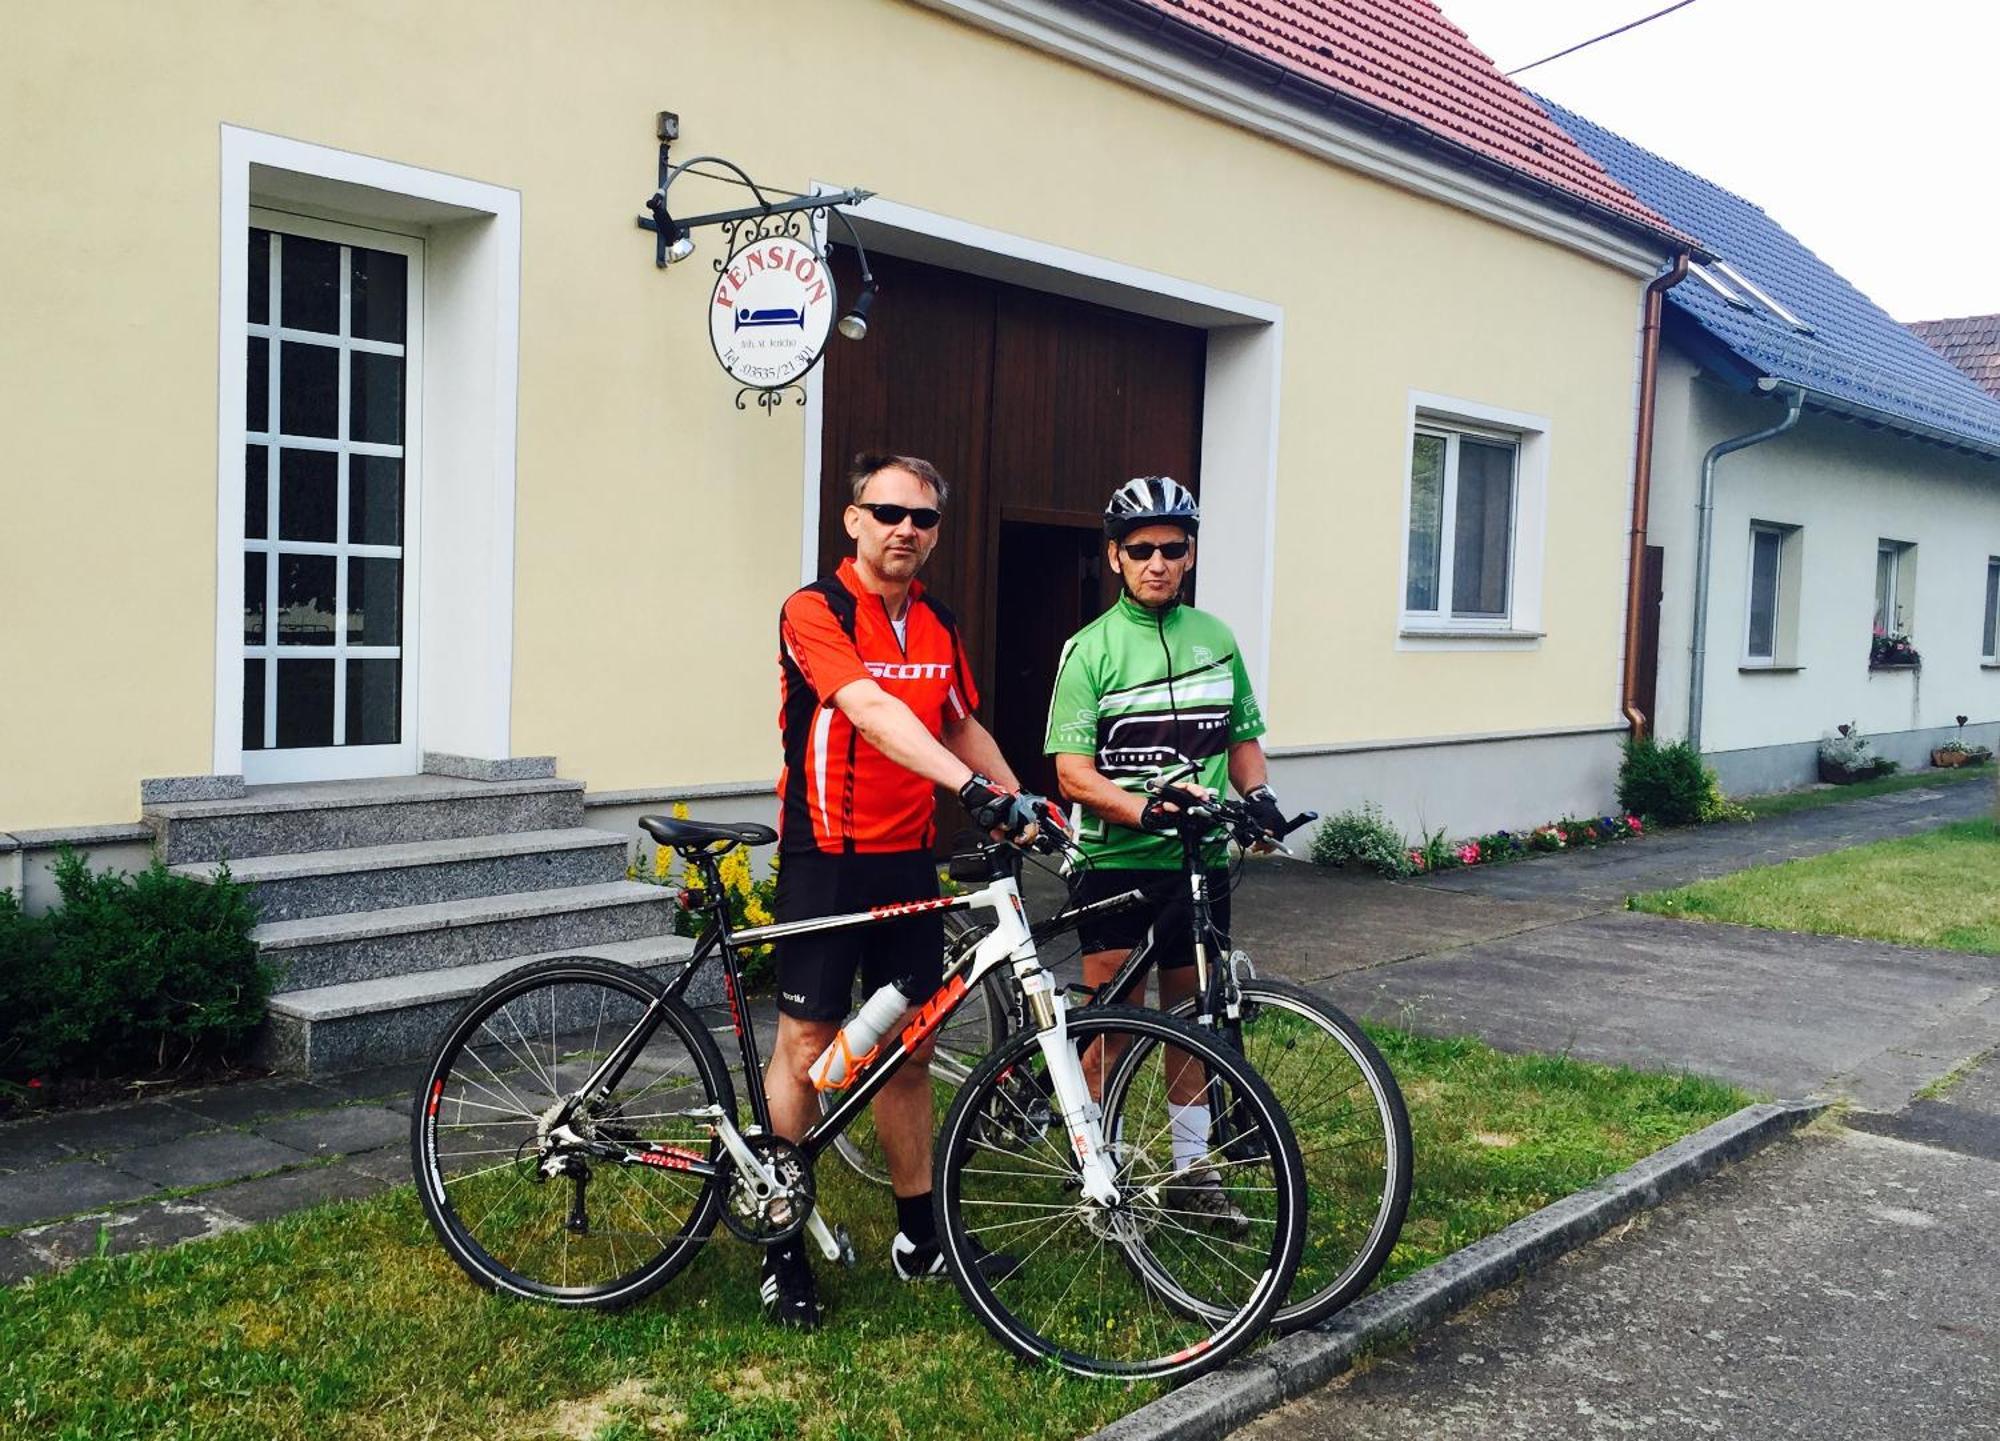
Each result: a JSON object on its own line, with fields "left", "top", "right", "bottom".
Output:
{"left": 810, "top": 1030, "right": 881, "bottom": 1092}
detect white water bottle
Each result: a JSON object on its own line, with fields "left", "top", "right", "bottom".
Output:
{"left": 809, "top": 980, "right": 912, "bottom": 1090}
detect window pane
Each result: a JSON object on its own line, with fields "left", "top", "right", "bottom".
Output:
{"left": 246, "top": 336, "right": 268, "bottom": 431}
{"left": 1451, "top": 439, "right": 1515, "bottom": 618}
{"left": 1747, "top": 530, "right": 1780, "bottom": 659}
{"left": 350, "top": 454, "right": 403, "bottom": 545}
{"left": 1985, "top": 561, "right": 1999, "bottom": 659}
{"left": 243, "top": 659, "right": 266, "bottom": 752}
{"left": 351, "top": 247, "right": 407, "bottom": 344}
{"left": 1875, "top": 547, "right": 1895, "bottom": 633}
{"left": 245, "top": 444, "right": 268, "bottom": 539}
{"left": 277, "top": 553, "right": 336, "bottom": 645}
{"left": 1405, "top": 434, "right": 1445, "bottom": 611}
{"left": 280, "top": 234, "right": 340, "bottom": 335}
{"left": 279, "top": 341, "right": 339, "bottom": 438}
{"left": 350, "top": 351, "right": 403, "bottom": 445}
{"left": 275, "top": 659, "right": 335, "bottom": 749}
{"left": 248, "top": 229, "right": 270, "bottom": 326}
{"left": 278, "top": 448, "right": 337, "bottom": 542}
{"left": 244, "top": 551, "right": 266, "bottom": 645}
{"left": 346, "top": 660, "right": 401, "bottom": 745}
{"left": 347, "top": 557, "right": 402, "bottom": 647}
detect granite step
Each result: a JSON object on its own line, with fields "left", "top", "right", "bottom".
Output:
{"left": 173, "top": 828, "right": 632, "bottom": 922}
{"left": 255, "top": 882, "right": 674, "bottom": 994}
{"left": 147, "top": 775, "right": 588, "bottom": 864}
{"left": 257, "top": 935, "right": 711, "bottom": 1077}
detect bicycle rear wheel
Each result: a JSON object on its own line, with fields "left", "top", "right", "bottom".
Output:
{"left": 821, "top": 914, "right": 1013, "bottom": 1186}
{"left": 412, "top": 956, "right": 733, "bottom": 1309}
{"left": 935, "top": 1004, "right": 1304, "bottom": 1381}
{"left": 1168, "top": 978, "right": 1411, "bottom": 1330}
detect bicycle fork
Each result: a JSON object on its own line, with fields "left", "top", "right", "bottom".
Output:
{"left": 1016, "top": 966, "right": 1122, "bottom": 1207}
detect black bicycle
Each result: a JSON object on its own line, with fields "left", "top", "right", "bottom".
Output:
{"left": 824, "top": 763, "right": 1412, "bottom": 1333}
{"left": 411, "top": 814, "right": 1306, "bottom": 1382}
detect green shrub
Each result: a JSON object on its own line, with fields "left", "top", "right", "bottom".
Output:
{"left": 0, "top": 849, "right": 269, "bottom": 1080}
{"left": 1311, "top": 803, "right": 1414, "bottom": 877}
{"left": 1617, "top": 735, "right": 1733, "bottom": 827}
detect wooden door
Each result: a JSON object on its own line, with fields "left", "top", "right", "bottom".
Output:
{"left": 1633, "top": 544, "right": 1665, "bottom": 733}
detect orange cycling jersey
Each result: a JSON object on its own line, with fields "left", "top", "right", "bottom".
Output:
{"left": 776, "top": 558, "right": 979, "bottom": 855}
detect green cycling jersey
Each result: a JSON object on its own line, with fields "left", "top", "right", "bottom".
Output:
{"left": 1044, "top": 592, "right": 1266, "bottom": 870}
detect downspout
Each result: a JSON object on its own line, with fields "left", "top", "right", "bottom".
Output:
{"left": 1620, "top": 253, "right": 1690, "bottom": 736}
{"left": 1686, "top": 380, "right": 1806, "bottom": 751}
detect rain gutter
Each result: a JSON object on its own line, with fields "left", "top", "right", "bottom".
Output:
{"left": 1620, "top": 252, "right": 1690, "bottom": 736}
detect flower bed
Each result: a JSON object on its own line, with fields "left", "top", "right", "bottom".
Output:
{"left": 1407, "top": 814, "right": 1645, "bottom": 875}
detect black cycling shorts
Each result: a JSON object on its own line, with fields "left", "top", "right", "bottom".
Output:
{"left": 1072, "top": 867, "right": 1231, "bottom": 971}
{"left": 772, "top": 848, "right": 945, "bottom": 1022}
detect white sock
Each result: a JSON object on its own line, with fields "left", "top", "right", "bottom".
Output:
{"left": 1168, "top": 1102, "right": 1211, "bottom": 1174}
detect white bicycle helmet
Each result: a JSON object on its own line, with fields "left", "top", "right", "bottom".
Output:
{"left": 1103, "top": 475, "right": 1200, "bottom": 540}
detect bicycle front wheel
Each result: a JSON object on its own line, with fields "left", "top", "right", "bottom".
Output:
{"left": 1169, "top": 978, "right": 1411, "bottom": 1331}
{"left": 935, "top": 1004, "right": 1304, "bottom": 1382}
{"left": 412, "top": 956, "right": 733, "bottom": 1309}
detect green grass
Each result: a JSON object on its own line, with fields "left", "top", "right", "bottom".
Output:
{"left": 1632, "top": 819, "right": 2000, "bottom": 954}
{"left": 0, "top": 1033, "right": 1746, "bottom": 1441}
{"left": 1736, "top": 762, "right": 1992, "bottom": 819}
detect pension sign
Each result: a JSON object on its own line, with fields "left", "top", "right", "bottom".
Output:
{"left": 708, "top": 234, "right": 837, "bottom": 389}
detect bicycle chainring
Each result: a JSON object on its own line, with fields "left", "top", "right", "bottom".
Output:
{"left": 718, "top": 1134, "right": 815, "bottom": 1245}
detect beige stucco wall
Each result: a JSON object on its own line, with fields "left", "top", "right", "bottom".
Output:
{"left": 0, "top": 0, "right": 1653, "bottom": 832}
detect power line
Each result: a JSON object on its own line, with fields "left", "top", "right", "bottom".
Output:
{"left": 1503, "top": 0, "right": 1701, "bottom": 77}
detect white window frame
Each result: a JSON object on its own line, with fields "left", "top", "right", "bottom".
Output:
{"left": 1982, "top": 556, "right": 1999, "bottom": 663}
{"left": 1875, "top": 538, "right": 1916, "bottom": 639}
{"left": 1742, "top": 521, "right": 1803, "bottom": 668}
{"left": 1397, "top": 392, "right": 1549, "bottom": 649}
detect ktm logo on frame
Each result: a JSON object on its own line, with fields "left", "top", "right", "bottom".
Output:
{"left": 864, "top": 661, "right": 953, "bottom": 681}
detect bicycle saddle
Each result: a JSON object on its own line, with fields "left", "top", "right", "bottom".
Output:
{"left": 639, "top": 815, "right": 778, "bottom": 849}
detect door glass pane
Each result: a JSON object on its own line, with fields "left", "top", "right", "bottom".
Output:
{"left": 278, "top": 448, "right": 337, "bottom": 542}
{"left": 280, "top": 234, "right": 340, "bottom": 335}
{"left": 243, "top": 659, "right": 266, "bottom": 751}
{"left": 347, "top": 659, "right": 401, "bottom": 745}
{"left": 349, "top": 351, "right": 403, "bottom": 445}
{"left": 1405, "top": 434, "right": 1445, "bottom": 612}
{"left": 1747, "top": 529, "right": 1780, "bottom": 659}
{"left": 350, "top": 455, "right": 402, "bottom": 545}
{"left": 275, "top": 660, "right": 335, "bottom": 748}
{"left": 1451, "top": 439, "right": 1515, "bottom": 618}
{"left": 245, "top": 445, "right": 268, "bottom": 538}
{"left": 244, "top": 552, "right": 266, "bottom": 644}
{"left": 347, "top": 557, "right": 401, "bottom": 646}
{"left": 247, "top": 337, "right": 268, "bottom": 430}
{"left": 351, "top": 248, "right": 407, "bottom": 343}
{"left": 277, "top": 553, "right": 336, "bottom": 644}
{"left": 1985, "top": 561, "right": 1999, "bottom": 658}
{"left": 279, "top": 342, "right": 339, "bottom": 438}
{"left": 248, "top": 229, "right": 270, "bottom": 326}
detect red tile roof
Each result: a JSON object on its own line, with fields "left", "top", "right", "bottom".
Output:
{"left": 1104, "top": 0, "right": 1685, "bottom": 246}
{"left": 1908, "top": 314, "right": 2000, "bottom": 401}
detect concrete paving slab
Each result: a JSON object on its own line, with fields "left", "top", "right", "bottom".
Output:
{"left": 0, "top": 1235, "right": 44, "bottom": 1285}
{"left": 38, "top": 1101, "right": 215, "bottom": 1157}
{"left": 0, "top": 1161, "right": 159, "bottom": 1230}
{"left": 205, "top": 1161, "right": 388, "bottom": 1224}
{"left": 0, "top": 1115, "right": 79, "bottom": 1173}
{"left": 345, "top": 1145, "right": 413, "bottom": 1185}
{"left": 251, "top": 1105, "right": 406, "bottom": 1158}
{"left": 310, "top": 1060, "right": 426, "bottom": 1105}
{"left": 108, "top": 1130, "right": 312, "bottom": 1189}
{"left": 18, "top": 1199, "right": 239, "bottom": 1268}
{"left": 1319, "top": 909, "right": 1993, "bottom": 1101}
{"left": 1237, "top": 1127, "right": 2000, "bottom": 1441}
{"left": 165, "top": 1078, "right": 341, "bottom": 1126}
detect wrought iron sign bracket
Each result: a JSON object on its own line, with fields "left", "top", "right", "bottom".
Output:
{"left": 636, "top": 114, "right": 878, "bottom": 414}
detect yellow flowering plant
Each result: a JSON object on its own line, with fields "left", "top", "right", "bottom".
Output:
{"left": 633, "top": 804, "right": 782, "bottom": 989}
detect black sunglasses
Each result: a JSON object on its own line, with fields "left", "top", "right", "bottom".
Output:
{"left": 1120, "top": 540, "right": 1191, "bottom": 561}
{"left": 855, "top": 502, "right": 942, "bottom": 530}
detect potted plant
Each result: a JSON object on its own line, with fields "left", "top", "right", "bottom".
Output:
{"left": 1931, "top": 715, "right": 1994, "bottom": 768}
{"left": 1869, "top": 627, "right": 1922, "bottom": 670}
{"left": 1819, "top": 722, "right": 1898, "bottom": 783}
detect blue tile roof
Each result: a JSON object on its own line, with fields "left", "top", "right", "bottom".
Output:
{"left": 1540, "top": 97, "right": 2000, "bottom": 459}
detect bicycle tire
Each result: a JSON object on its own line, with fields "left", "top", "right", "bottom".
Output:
{"left": 934, "top": 1004, "right": 1304, "bottom": 1382}
{"left": 412, "top": 956, "right": 733, "bottom": 1309}
{"left": 821, "top": 913, "right": 1014, "bottom": 1186}
{"left": 1163, "top": 978, "right": 1411, "bottom": 1331}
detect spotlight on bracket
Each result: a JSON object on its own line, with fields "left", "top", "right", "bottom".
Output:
{"left": 837, "top": 283, "right": 876, "bottom": 341}
{"left": 648, "top": 193, "right": 696, "bottom": 265}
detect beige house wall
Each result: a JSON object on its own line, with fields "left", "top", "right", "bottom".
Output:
{"left": 1, "top": 0, "right": 1656, "bottom": 832}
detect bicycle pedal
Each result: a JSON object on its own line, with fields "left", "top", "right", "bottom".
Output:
{"left": 834, "top": 1224, "right": 857, "bottom": 1268}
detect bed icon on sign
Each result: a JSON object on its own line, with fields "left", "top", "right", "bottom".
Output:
{"left": 736, "top": 306, "right": 806, "bottom": 331}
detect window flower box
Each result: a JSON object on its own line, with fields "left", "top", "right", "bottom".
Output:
{"left": 1869, "top": 632, "right": 1921, "bottom": 670}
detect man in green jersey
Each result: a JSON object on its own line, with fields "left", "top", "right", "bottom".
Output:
{"left": 1044, "top": 476, "right": 1291, "bottom": 1214}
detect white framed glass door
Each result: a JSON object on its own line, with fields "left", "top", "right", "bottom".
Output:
{"left": 241, "top": 210, "right": 422, "bottom": 783}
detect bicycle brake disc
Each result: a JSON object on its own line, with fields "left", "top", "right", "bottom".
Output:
{"left": 717, "top": 1134, "right": 815, "bottom": 1246}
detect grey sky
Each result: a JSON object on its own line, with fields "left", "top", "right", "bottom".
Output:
{"left": 1438, "top": 0, "right": 1999, "bottom": 322}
